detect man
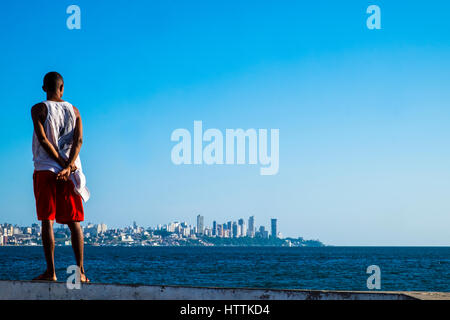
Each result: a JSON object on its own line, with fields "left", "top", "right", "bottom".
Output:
{"left": 31, "top": 71, "right": 89, "bottom": 282}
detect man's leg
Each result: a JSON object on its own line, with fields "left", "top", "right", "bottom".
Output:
{"left": 67, "top": 222, "right": 89, "bottom": 282}
{"left": 33, "top": 220, "right": 57, "bottom": 281}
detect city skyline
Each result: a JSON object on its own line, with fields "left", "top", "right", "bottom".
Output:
{"left": 1, "top": 214, "right": 281, "bottom": 240}
{"left": 0, "top": 214, "right": 321, "bottom": 247}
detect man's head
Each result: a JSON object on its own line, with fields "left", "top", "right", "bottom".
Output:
{"left": 42, "top": 72, "right": 64, "bottom": 97}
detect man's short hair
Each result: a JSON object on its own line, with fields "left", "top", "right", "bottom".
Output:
{"left": 43, "top": 72, "right": 63, "bottom": 92}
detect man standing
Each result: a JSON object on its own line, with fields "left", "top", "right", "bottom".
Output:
{"left": 31, "top": 72, "right": 89, "bottom": 282}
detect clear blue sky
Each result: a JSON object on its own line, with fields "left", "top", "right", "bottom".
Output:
{"left": 0, "top": 1, "right": 449, "bottom": 245}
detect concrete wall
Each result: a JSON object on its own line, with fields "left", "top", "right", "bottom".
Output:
{"left": 1, "top": 280, "right": 440, "bottom": 300}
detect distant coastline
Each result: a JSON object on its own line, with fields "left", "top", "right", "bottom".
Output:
{"left": 0, "top": 236, "right": 325, "bottom": 247}
{"left": 1, "top": 221, "right": 324, "bottom": 247}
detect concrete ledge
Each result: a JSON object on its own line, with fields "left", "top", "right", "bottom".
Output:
{"left": 1, "top": 280, "right": 448, "bottom": 300}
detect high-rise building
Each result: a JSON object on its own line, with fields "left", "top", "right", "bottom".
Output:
{"left": 271, "top": 218, "right": 277, "bottom": 238}
{"left": 258, "top": 226, "right": 269, "bottom": 239}
{"left": 96, "top": 223, "right": 107, "bottom": 234}
{"left": 248, "top": 216, "right": 255, "bottom": 237}
{"left": 238, "top": 219, "right": 246, "bottom": 237}
{"left": 212, "top": 221, "right": 217, "bottom": 236}
{"left": 31, "top": 223, "right": 40, "bottom": 235}
{"left": 182, "top": 226, "right": 190, "bottom": 237}
{"left": 197, "top": 214, "right": 204, "bottom": 235}
{"left": 232, "top": 222, "right": 238, "bottom": 238}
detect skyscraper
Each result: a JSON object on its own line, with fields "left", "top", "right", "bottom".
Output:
{"left": 232, "top": 222, "right": 238, "bottom": 238}
{"left": 197, "top": 214, "right": 204, "bottom": 235}
{"left": 212, "top": 221, "right": 217, "bottom": 236}
{"left": 217, "top": 224, "right": 223, "bottom": 237}
{"left": 271, "top": 218, "right": 277, "bottom": 238}
{"left": 248, "top": 216, "right": 255, "bottom": 237}
{"left": 259, "top": 226, "right": 268, "bottom": 239}
{"left": 238, "top": 218, "right": 246, "bottom": 237}
{"left": 222, "top": 223, "right": 228, "bottom": 237}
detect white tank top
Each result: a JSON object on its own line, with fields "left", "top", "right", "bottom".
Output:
{"left": 32, "top": 100, "right": 82, "bottom": 173}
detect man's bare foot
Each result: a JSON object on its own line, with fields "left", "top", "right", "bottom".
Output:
{"left": 33, "top": 271, "right": 57, "bottom": 281}
{"left": 80, "top": 273, "right": 90, "bottom": 283}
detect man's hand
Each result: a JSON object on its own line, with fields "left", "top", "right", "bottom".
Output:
{"left": 57, "top": 167, "right": 71, "bottom": 181}
{"left": 57, "top": 162, "right": 78, "bottom": 181}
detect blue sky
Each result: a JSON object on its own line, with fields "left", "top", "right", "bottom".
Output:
{"left": 0, "top": 1, "right": 449, "bottom": 245}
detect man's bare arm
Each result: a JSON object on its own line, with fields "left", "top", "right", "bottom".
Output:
{"left": 31, "top": 103, "right": 66, "bottom": 168}
{"left": 67, "top": 106, "right": 83, "bottom": 168}
{"left": 57, "top": 106, "right": 83, "bottom": 180}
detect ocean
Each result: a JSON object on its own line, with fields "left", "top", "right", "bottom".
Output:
{"left": 0, "top": 246, "right": 448, "bottom": 292}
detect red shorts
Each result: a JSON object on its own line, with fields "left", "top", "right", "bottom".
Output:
{"left": 33, "top": 170, "right": 84, "bottom": 224}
